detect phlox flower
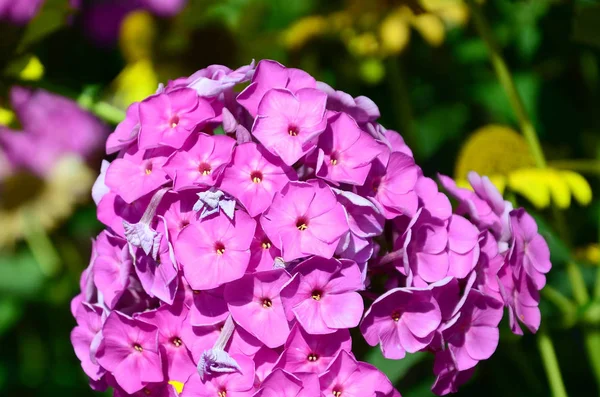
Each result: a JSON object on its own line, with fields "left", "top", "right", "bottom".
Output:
{"left": 361, "top": 286, "right": 442, "bottom": 359}
{"left": 175, "top": 210, "right": 256, "bottom": 290}
{"left": 252, "top": 87, "right": 328, "bottom": 166}
{"left": 164, "top": 133, "right": 235, "bottom": 190}
{"left": 238, "top": 59, "right": 317, "bottom": 117}
{"left": 275, "top": 324, "right": 352, "bottom": 374}
{"left": 280, "top": 257, "right": 364, "bottom": 334}
{"left": 315, "top": 112, "right": 382, "bottom": 185}
{"left": 224, "top": 269, "right": 291, "bottom": 348}
{"left": 96, "top": 312, "right": 163, "bottom": 394}
{"left": 138, "top": 88, "right": 214, "bottom": 150}
{"left": 261, "top": 180, "right": 349, "bottom": 261}
{"left": 181, "top": 354, "right": 255, "bottom": 397}
{"left": 70, "top": 303, "right": 105, "bottom": 381}
{"left": 220, "top": 142, "right": 297, "bottom": 217}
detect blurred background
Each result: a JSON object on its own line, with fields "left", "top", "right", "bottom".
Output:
{"left": 0, "top": 0, "right": 599, "bottom": 396}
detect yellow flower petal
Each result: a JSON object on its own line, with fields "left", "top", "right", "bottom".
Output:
{"left": 283, "top": 16, "right": 328, "bottom": 50}
{"left": 169, "top": 380, "right": 184, "bottom": 394}
{"left": 112, "top": 59, "right": 159, "bottom": 108}
{"left": 412, "top": 13, "right": 446, "bottom": 47}
{"left": 0, "top": 108, "right": 14, "bottom": 127}
{"left": 455, "top": 125, "right": 535, "bottom": 179}
{"left": 544, "top": 169, "right": 571, "bottom": 209}
{"left": 560, "top": 170, "right": 592, "bottom": 206}
{"left": 379, "top": 9, "right": 411, "bottom": 55}
{"left": 19, "top": 55, "right": 45, "bottom": 81}
{"left": 508, "top": 168, "right": 550, "bottom": 209}
{"left": 119, "top": 10, "right": 156, "bottom": 63}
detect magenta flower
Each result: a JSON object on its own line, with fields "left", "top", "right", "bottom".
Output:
{"left": 431, "top": 350, "right": 475, "bottom": 396}
{"left": 160, "top": 191, "right": 201, "bottom": 242}
{"left": 220, "top": 142, "right": 296, "bottom": 217}
{"left": 189, "top": 286, "right": 229, "bottom": 326}
{"left": 498, "top": 264, "right": 541, "bottom": 335}
{"left": 252, "top": 87, "right": 327, "bottom": 165}
{"left": 361, "top": 286, "right": 442, "bottom": 359}
{"left": 105, "top": 148, "right": 171, "bottom": 204}
{"left": 280, "top": 257, "right": 364, "bottom": 334}
{"left": 113, "top": 382, "right": 178, "bottom": 397}
{"left": 91, "top": 231, "right": 132, "bottom": 309}
{"left": 137, "top": 298, "right": 196, "bottom": 383}
{"left": 175, "top": 210, "right": 256, "bottom": 290}
{"left": 224, "top": 269, "right": 291, "bottom": 348}
{"left": 248, "top": 225, "right": 282, "bottom": 273}
{"left": 96, "top": 312, "right": 163, "bottom": 394}
{"left": 254, "top": 369, "right": 320, "bottom": 397}
{"left": 319, "top": 350, "right": 393, "bottom": 397}
{"left": 164, "top": 133, "right": 235, "bottom": 190}
{"left": 508, "top": 208, "right": 551, "bottom": 290}
{"left": 185, "top": 62, "right": 255, "bottom": 98}
{"left": 315, "top": 112, "right": 382, "bottom": 185}
{"left": 261, "top": 180, "right": 349, "bottom": 261}
{"left": 181, "top": 354, "right": 255, "bottom": 397}
{"left": 443, "top": 290, "right": 503, "bottom": 371}
{"left": 238, "top": 59, "right": 317, "bottom": 117}
{"left": 316, "top": 82, "right": 380, "bottom": 124}
{"left": 357, "top": 151, "right": 419, "bottom": 219}
{"left": 106, "top": 102, "right": 140, "bottom": 155}
{"left": 138, "top": 88, "right": 215, "bottom": 150}
{"left": 0, "top": 0, "right": 44, "bottom": 24}
{"left": 275, "top": 324, "right": 352, "bottom": 374}
{"left": 70, "top": 303, "right": 105, "bottom": 381}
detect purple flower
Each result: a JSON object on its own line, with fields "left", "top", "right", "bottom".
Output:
{"left": 280, "top": 257, "right": 364, "bottom": 334}
{"left": 252, "top": 87, "right": 327, "bottom": 166}
{"left": 220, "top": 142, "right": 297, "bottom": 217}
{"left": 0, "top": 0, "right": 44, "bottom": 24}
{"left": 315, "top": 112, "right": 382, "bottom": 185}
{"left": 319, "top": 350, "right": 393, "bottom": 397}
{"left": 316, "top": 82, "right": 380, "bottom": 124}
{"left": 275, "top": 324, "right": 352, "bottom": 374}
{"left": 361, "top": 286, "right": 442, "bottom": 359}
{"left": 175, "top": 210, "right": 256, "bottom": 290}
{"left": 91, "top": 231, "right": 132, "bottom": 309}
{"left": 224, "top": 269, "right": 291, "bottom": 348}
{"left": 443, "top": 290, "right": 503, "bottom": 371}
{"left": 261, "top": 181, "right": 349, "bottom": 261}
{"left": 186, "top": 62, "right": 255, "bottom": 98}
{"left": 508, "top": 208, "right": 551, "bottom": 290}
{"left": 238, "top": 60, "right": 317, "bottom": 117}
{"left": 106, "top": 102, "right": 140, "bottom": 155}
{"left": 96, "top": 312, "right": 163, "bottom": 394}
{"left": 431, "top": 350, "right": 475, "bottom": 396}
{"left": 248, "top": 225, "right": 282, "bottom": 273}
{"left": 164, "top": 133, "right": 235, "bottom": 190}
{"left": 357, "top": 151, "right": 419, "bottom": 219}
{"left": 498, "top": 264, "right": 541, "bottom": 335}
{"left": 105, "top": 148, "right": 171, "bottom": 204}
{"left": 70, "top": 303, "right": 105, "bottom": 381}
{"left": 138, "top": 88, "right": 215, "bottom": 150}
{"left": 137, "top": 298, "right": 196, "bottom": 383}
{"left": 189, "top": 286, "right": 229, "bottom": 326}
{"left": 181, "top": 354, "right": 255, "bottom": 397}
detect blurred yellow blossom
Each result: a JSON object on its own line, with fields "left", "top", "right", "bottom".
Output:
{"left": 575, "top": 244, "right": 600, "bottom": 265}
{"left": 0, "top": 156, "right": 94, "bottom": 248}
{"left": 3, "top": 54, "right": 45, "bottom": 81}
{"left": 456, "top": 125, "right": 592, "bottom": 209}
{"left": 284, "top": 0, "right": 469, "bottom": 62}
{"left": 0, "top": 107, "right": 14, "bottom": 126}
{"left": 111, "top": 10, "right": 159, "bottom": 108}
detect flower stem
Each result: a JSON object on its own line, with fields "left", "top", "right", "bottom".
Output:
{"left": 541, "top": 286, "right": 576, "bottom": 321}
{"left": 567, "top": 261, "right": 589, "bottom": 306}
{"left": 465, "top": 0, "right": 546, "bottom": 169}
{"left": 584, "top": 330, "right": 600, "bottom": 390}
{"left": 537, "top": 330, "right": 568, "bottom": 397}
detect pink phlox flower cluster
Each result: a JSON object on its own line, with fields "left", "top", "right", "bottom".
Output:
{"left": 72, "top": 60, "right": 552, "bottom": 396}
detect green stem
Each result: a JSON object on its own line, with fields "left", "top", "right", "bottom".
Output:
{"left": 537, "top": 330, "right": 569, "bottom": 397}
{"left": 542, "top": 286, "right": 577, "bottom": 318}
{"left": 550, "top": 159, "right": 600, "bottom": 175}
{"left": 584, "top": 330, "right": 600, "bottom": 389}
{"left": 87, "top": 101, "right": 126, "bottom": 125}
{"left": 466, "top": 0, "right": 546, "bottom": 168}
{"left": 22, "top": 210, "right": 61, "bottom": 277}
{"left": 567, "top": 261, "right": 590, "bottom": 306}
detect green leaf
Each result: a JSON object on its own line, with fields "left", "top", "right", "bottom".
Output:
{"left": 0, "top": 251, "right": 45, "bottom": 297}
{"left": 0, "top": 298, "right": 22, "bottom": 337}
{"left": 18, "top": 0, "right": 71, "bottom": 51}
{"left": 414, "top": 104, "right": 469, "bottom": 160}
{"left": 364, "top": 348, "right": 427, "bottom": 383}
